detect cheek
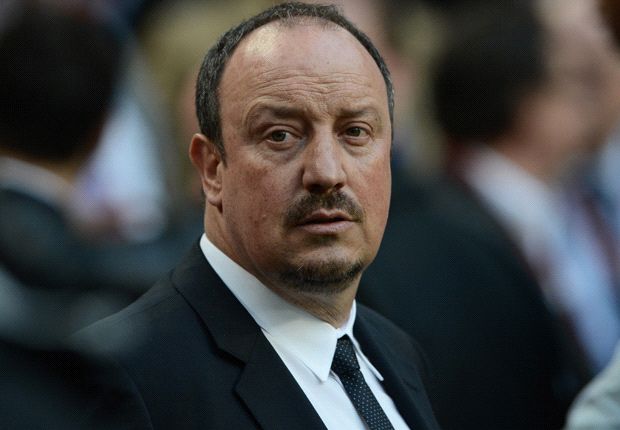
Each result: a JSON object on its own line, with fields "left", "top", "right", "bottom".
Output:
{"left": 223, "top": 165, "right": 292, "bottom": 231}
{"left": 546, "top": 105, "right": 588, "bottom": 145}
{"left": 526, "top": 98, "right": 587, "bottom": 148}
{"left": 357, "top": 154, "right": 391, "bottom": 229}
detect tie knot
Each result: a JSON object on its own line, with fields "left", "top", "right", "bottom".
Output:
{"left": 332, "top": 335, "right": 360, "bottom": 376}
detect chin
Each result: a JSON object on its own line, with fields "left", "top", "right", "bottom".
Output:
{"left": 277, "top": 257, "right": 366, "bottom": 294}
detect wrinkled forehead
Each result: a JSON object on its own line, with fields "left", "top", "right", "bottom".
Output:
{"left": 218, "top": 21, "right": 388, "bottom": 116}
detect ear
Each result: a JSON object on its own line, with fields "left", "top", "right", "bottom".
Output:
{"left": 189, "top": 133, "right": 224, "bottom": 210}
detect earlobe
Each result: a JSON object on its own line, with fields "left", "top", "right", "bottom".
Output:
{"left": 189, "top": 133, "right": 223, "bottom": 210}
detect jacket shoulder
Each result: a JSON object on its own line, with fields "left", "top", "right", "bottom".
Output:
{"left": 74, "top": 275, "right": 187, "bottom": 357}
{"left": 356, "top": 303, "right": 432, "bottom": 377}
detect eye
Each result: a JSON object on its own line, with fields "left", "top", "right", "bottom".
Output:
{"left": 347, "top": 127, "right": 363, "bottom": 137}
{"left": 270, "top": 130, "right": 289, "bottom": 142}
{"left": 342, "top": 126, "right": 371, "bottom": 145}
{"left": 263, "top": 128, "right": 300, "bottom": 149}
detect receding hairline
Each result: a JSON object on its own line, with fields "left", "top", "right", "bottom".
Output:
{"left": 269, "top": 14, "right": 343, "bottom": 28}
{"left": 224, "top": 16, "right": 376, "bottom": 71}
{"left": 219, "top": 17, "right": 389, "bottom": 102}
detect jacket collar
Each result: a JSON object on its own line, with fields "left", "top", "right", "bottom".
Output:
{"left": 171, "top": 244, "right": 327, "bottom": 430}
{"left": 354, "top": 308, "right": 440, "bottom": 430}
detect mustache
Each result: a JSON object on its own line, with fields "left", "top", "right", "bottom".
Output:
{"left": 284, "top": 191, "right": 364, "bottom": 226}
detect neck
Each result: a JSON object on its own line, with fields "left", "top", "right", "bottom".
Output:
{"left": 492, "top": 137, "right": 572, "bottom": 184}
{"left": 267, "top": 281, "right": 359, "bottom": 328}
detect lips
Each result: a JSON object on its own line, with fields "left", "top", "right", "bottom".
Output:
{"left": 283, "top": 191, "right": 364, "bottom": 231}
{"left": 296, "top": 210, "right": 356, "bottom": 234}
{"left": 298, "top": 210, "right": 353, "bottom": 225}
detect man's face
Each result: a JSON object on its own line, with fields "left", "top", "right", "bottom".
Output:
{"left": 204, "top": 22, "right": 391, "bottom": 293}
{"left": 521, "top": 0, "right": 616, "bottom": 159}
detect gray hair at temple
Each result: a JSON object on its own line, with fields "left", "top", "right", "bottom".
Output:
{"left": 195, "top": 1, "right": 394, "bottom": 162}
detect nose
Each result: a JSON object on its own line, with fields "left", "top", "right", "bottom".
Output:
{"left": 301, "top": 132, "right": 346, "bottom": 194}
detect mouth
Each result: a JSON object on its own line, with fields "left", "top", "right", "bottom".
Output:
{"left": 299, "top": 210, "right": 353, "bottom": 224}
{"left": 296, "top": 210, "right": 355, "bottom": 234}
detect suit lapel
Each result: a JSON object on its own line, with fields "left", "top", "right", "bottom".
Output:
{"left": 354, "top": 310, "right": 439, "bottom": 430}
{"left": 235, "top": 335, "right": 327, "bottom": 430}
{"left": 171, "top": 245, "right": 326, "bottom": 430}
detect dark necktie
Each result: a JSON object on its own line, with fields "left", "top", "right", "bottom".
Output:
{"left": 331, "top": 335, "right": 395, "bottom": 430}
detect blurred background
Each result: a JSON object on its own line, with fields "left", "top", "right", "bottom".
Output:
{"left": 1, "top": 0, "right": 620, "bottom": 429}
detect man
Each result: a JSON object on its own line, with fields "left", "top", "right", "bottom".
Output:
{"left": 0, "top": 3, "right": 139, "bottom": 428}
{"left": 0, "top": 0, "right": 137, "bottom": 325}
{"left": 360, "top": 1, "right": 618, "bottom": 429}
{"left": 0, "top": 0, "right": 198, "bottom": 322}
{"left": 78, "top": 3, "right": 439, "bottom": 429}
{"left": 563, "top": 1, "right": 620, "bottom": 427}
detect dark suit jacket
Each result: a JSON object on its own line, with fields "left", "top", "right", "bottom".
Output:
{"left": 0, "top": 186, "right": 200, "bottom": 322}
{"left": 78, "top": 244, "right": 440, "bottom": 430}
{"left": 359, "top": 172, "right": 591, "bottom": 430}
{"left": 0, "top": 264, "right": 130, "bottom": 429}
{"left": 0, "top": 187, "right": 94, "bottom": 291}
{"left": 0, "top": 336, "right": 133, "bottom": 430}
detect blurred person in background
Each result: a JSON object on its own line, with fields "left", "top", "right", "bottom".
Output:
{"left": 0, "top": 265, "right": 93, "bottom": 429}
{"left": 0, "top": 0, "right": 201, "bottom": 308}
{"left": 0, "top": 0, "right": 141, "bottom": 327}
{"left": 0, "top": 1, "right": 139, "bottom": 428}
{"left": 360, "top": 0, "right": 620, "bottom": 428}
{"left": 0, "top": 262, "right": 130, "bottom": 429}
{"left": 560, "top": 1, "right": 620, "bottom": 427}
{"left": 589, "top": 0, "right": 620, "bottom": 264}
{"left": 71, "top": 0, "right": 174, "bottom": 244}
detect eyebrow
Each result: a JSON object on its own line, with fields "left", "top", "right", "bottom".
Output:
{"left": 246, "top": 104, "right": 383, "bottom": 124}
{"left": 338, "top": 107, "right": 382, "bottom": 122}
{"left": 246, "top": 104, "right": 307, "bottom": 125}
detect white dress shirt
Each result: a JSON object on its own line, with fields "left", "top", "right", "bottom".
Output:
{"left": 597, "top": 129, "right": 620, "bottom": 238}
{"left": 462, "top": 146, "right": 620, "bottom": 370}
{"left": 200, "top": 234, "right": 409, "bottom": 430}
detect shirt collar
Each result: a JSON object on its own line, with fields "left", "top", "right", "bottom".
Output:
{"left": 461, "top": 146, "right": 563, "bottom": 254}
{"left": 199, "top": 234, "right": 383, "bottom": 382}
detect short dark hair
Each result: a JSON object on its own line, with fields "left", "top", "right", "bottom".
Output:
{"left": 195, "top": 1, "right": 394, "bottom": 161}
{"left": 432, "top": 1, "right": 546, "bottom": 143}
{"left": 0, "top": 2, "right": 123, "bottom": 161}
{"left": 601, "top": 0, "right": 620, "bottom": 50}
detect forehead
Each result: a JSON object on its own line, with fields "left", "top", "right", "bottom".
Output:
{"left": 235, "top": 20, "right": 374, "bottom": 70}
{"left": 531, "top": 0, "right": 611, "bottom": 94}
{"left": 219, "top": 21, "right": 388, "bottom": 113}
{"left": 543, "top": 0, "right": 610, "bottom": 58}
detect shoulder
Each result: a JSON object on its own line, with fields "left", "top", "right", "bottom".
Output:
{"left": 0, "top": 336, "right": 150, "bottom": 430}
{"left": 74, "top": 276, "right": 189, "bottom": 358}
{"left": 72, "top": 275, "right": 207, "bottom": 428}
{"left": 396, "top": 177, "right": 504, "bottom": 242}
{"left": 0, "top": 189, "right": 65, "bottom": 242}
{"left": 356, "top": 303, "right": 411, "bottom": 343}
{"left": 356, "top": 303, "right": 431, "bottom": 376}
